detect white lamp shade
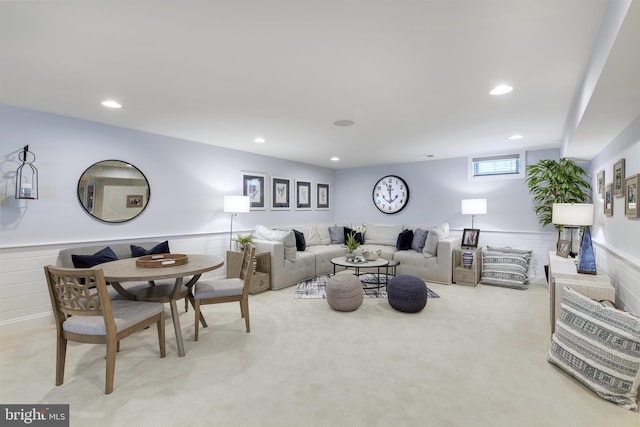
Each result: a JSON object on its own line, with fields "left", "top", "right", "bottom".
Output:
{"left": 552, "top": 203, "right": 593, "bottom": 226}
{"left": 461, "top": 198, "right": 487, "bottom": 215}
{"left": 224, "top": 195, "right": 250, "bottom": 213}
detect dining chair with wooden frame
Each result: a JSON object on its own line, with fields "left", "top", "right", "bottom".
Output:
{"left": 44, "top": 265, "right": 166, "bottom": 394}
{"left": 192, "top": 243, "right": 255, "bottom": 341}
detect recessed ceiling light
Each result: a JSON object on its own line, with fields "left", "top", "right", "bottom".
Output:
{"left": 508, "top": 134, "right": 523, "bottom": 140}
{"left": 101, "top": 100, "right": 122, "bottom": 109}
{"left": 254, "top": 137, "right": 266, "bottom": 143}
{"left": 333, "top": 120, "right": 355, "bottom": 127}
{"left": 331, "top": 157, "right": 340, "bottom": 161}
{"left": 489, "top": 85, "right": 513, "bottom": 95}
{"left": 419, "top": 154, "right": 435, "bottom": 159}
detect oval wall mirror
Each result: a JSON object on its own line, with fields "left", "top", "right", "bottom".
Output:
{"left": 77, "top": 160, "right": 150, "bottom": 223}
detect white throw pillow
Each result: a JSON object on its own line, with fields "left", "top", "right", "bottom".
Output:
{"left": 255, "top": 225, "right": 297, "bottom": 262}
{"left": 439, "top": 222, "right": 450, "bottom": 237}
{"left": 423, "top": 226, "right": 445, "bottom": 256}
{"left": 294, "top": 225, "right": 323, "bottom": 246}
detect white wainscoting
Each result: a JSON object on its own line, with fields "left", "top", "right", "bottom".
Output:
{"left": 0, "top": 232, "right": 234, "bottom": 337}
{"left": 593, "top": 239, "right": 640, "bottom": 314}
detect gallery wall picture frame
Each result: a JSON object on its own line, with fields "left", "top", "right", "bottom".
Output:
{"left": 271, "top": 177, "right": 291, "bottom": 210}
{"left": 242, "top": 171, "right": 267, "bottom": 210}
{"left": 613, "top": 159, "right": 625, "bottom": 197}
{"left": 597, "top": 170, "right": 605, "bottom": 198}
{"left": 624, "top": 174, "right": 639, "bottom": 218}
{"left": 604, "top": 183, "right": 613, "bottom": 216}
{"left": 295, "top": 180, "right": 312, "bottom": 210}
{"left": 316, "top": 182, "right": 330, "bottom": 210}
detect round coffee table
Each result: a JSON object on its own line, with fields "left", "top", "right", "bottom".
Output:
{"left": 330, "top": 256, "right": 390, "bottom": 289}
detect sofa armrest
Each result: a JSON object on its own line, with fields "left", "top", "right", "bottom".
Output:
{"left": 436, "top": 236, "right": 455, "bottom": 273}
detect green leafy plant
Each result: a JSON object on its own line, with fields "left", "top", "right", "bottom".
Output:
{"left": 526, "top": 158, "right": 591, "bottom": 242}
{"left": 236, "top": 233, "right": 253, "bottom": 249}
{"left": 344, "top": 231, "right": 360, "bottom": 253}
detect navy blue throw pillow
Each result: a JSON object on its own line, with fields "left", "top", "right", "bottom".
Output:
{"left": 293, "top": 229, "right": 306, "bottom": 251}
{"left": 131, "top": 241, "right": 170, "bottom": 257}
{"left": 71, "top": 247, "right": 118, "bottom": 268}
{"left": 396, "top": 229, "right": 414, "bottom": 250}
{"left": 344, "top": 227, "right": 364, "bottom": 245}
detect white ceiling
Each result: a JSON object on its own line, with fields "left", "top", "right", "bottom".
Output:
{"left": 1, "top": 0, "right": 639, "bottom": 169}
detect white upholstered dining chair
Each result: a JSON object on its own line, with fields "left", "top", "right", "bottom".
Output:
{"left": 192, "top": 243, "right": 255, "bottom": 341}
{"left": 44, "top": 265, "right": 166, "bottom": 394}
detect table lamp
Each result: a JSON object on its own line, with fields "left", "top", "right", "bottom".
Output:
{"left": 551, "top": 203, "right": 596, "bottom": 274}
{"left": 224, "top": 195, "right": 250, "bottom": 250}
{"left": 461, "top": 198, "right": 487, "bottom": 228}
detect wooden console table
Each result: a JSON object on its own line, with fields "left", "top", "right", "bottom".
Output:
{"left": 547, "top": 251, "right": 615, "bottom": 334}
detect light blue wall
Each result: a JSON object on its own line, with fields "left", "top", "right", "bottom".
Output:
{"left": 1, "top": 104, "right": 563, "bottom": 248}
{"left": 0, "top": 105, "right": 335, "bottom": 246}
{"left": 334, "top": 152, "right": 558, "bottom": 232}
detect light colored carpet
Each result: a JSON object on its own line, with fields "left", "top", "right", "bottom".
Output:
{"left": 1, "top": 281, "right": 638, "bottom": 426}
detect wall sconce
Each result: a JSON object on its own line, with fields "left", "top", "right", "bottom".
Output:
{"left": 15, "top": 145, "right": 38, "bottom": 199}
{"left": 223, "top": 195, "right": 251, "bottom": 250}
{"left": 552, "top": 203, "right": 596, "bottom": 274}
{"left": 461, "top": 198, "right": 487, "bottom": 228}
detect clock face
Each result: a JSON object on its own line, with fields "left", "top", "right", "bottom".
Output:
{"left": 372, "top": 175, "right": 409, "bottom": 214}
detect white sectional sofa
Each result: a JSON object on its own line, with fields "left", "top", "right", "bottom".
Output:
{"left": 252, "top": 223, "right": 456, "bottom": 290}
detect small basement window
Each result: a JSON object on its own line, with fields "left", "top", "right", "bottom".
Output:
{"left": 468, "top": 152, "right": 525, "bottom": 181}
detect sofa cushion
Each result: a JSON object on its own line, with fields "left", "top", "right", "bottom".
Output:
{"left": 396, "top": 229, "right": 414, "bottom": 250}
{"left": 548, "top": 287, "right": 640, "bottom": 410}
{"left": 293, "top": 229, "right": 306, "bottom": 251}
{"left": 411, "top": 228, "right": 428, "bottom": 252}
{"left": 365, "top": 224, "right": 404, "bottom": 246}
{"left": 423, "top": 226, "right": 444, "bottom": 256}
{"left": 255, "top": 224, "right": 297, "bottom": 262}
{"left": 293, "top": 225, "right": 323, "bottom": 246}
{"left": 344, "top": 227, "right": 364, "bottom": 245}
{"left": 329, "top": 226, "right": 345, "bottom": 244}
{"left": 71, "top": 247, "right": 118, "bottom": 268}
{"left": 130, "top": 240, "right": 170, "bottom": 257}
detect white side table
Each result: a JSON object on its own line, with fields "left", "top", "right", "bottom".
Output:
{"left": 548, "top": 251, "right": 614, "bottom": 334}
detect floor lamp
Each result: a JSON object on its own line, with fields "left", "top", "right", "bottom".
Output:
{"left": 552, "top": 203, "right": 596, "bottom": 274}
{"left": 224, "top": 195, "right": 250, "bottom": 251}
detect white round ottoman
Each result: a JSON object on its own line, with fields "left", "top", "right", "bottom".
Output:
{"left": 326, "top": 274, "right": 363, "bottom": 312}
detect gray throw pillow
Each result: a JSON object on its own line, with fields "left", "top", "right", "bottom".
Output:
{"left": 411, "top": 228, "right": 428, "bottom": 252}
{"left": 328, "top": 226, "right": 345, "bottom": 244}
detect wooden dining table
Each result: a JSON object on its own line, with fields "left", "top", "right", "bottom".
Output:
{"left": 96, "top": 254, "right": 224, "bottom": 357}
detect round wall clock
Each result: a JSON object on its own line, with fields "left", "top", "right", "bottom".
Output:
{"left": 372, "top": 175, "right": 409, "bottom": 214}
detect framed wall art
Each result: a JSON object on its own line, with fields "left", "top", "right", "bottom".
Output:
{"left": 613, "top": 159, "right": 625, "bottom": 197}
{"left": 295, "top": 180, "right": 312, "bottom": 210}
{"left": 271, "top": 177, "right": 291, "bottom": 210}
{"left": 316, "top": 182, "right": 330, "bottom": 210}
{"left": 604, "top": 183, "right": 613, "bottom": 216}
{"left": 126, "top": 195, "right": 143, "bottom": 208}
{"left": 242, "top": 171, "right": 266, "bottom": 210}
{"left": 625, "top": 174, "right": 638, "bottom": 218}
{"left": 597, "top": 170, "right": 605, "bottom": 198}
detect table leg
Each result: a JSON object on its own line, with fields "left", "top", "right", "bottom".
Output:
{"left": 169, "top": 299, "right": 186, "bottom": 357}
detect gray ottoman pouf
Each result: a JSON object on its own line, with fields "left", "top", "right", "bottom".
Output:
{"left": 387, "top": 275, "right": 428, "bottom": 313}
{"left": 326, "top": 274, "right": 363, "bottom": 312}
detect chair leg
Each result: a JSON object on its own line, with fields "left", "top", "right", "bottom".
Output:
{"left": 55, "top": 334, "right": 67, "bottom": 386}
{"left": 105, "top": 339, "right": 117, "bottom": 394}
{"left": 157, "top": 314, "right": 166, "bottom": 358}
{"left": 194, "top": 300, "right": 201, "bottom": 341}
{"left": 239, "top": 301, "right": 244, "bottom": 318}
{"left": 242, "top": 299, "right": 250, "bottom": 333}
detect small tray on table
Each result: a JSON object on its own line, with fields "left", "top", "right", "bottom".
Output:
{"left": 135, "top": 254, "right": 189, "bottom": 268}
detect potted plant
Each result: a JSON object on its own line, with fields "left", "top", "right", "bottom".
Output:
{"left": 236, "top": 233, "right": 253, "bottom": 251}
{"left": 526, "top": 158, "right": 591, "bottom": 276}
{"left": 344, "top": 231, "right": 360, "bottom": 260}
